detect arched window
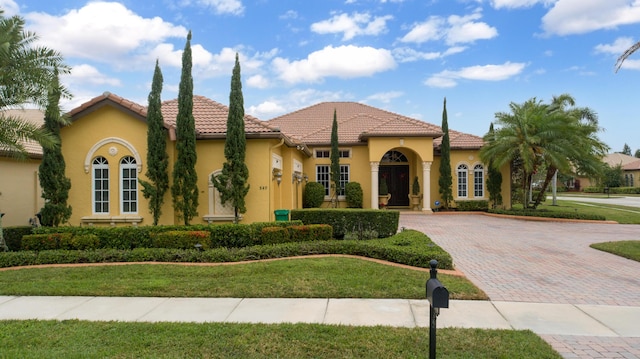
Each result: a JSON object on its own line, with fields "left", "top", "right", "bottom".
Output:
{"left": 92, "top": 156, "right": 109, "bottom": 214}
{"left": 381, "top": 150, "right": 409, "bottom": 163}
{"left": 474, "top": 164, "right": 484, "bottom": 197}
{"left": 631, "top": 174, "right": 635, "bottom": 187}
{"left": 120, "top": 156, "right": 138, "bottom": 213}
{"left": 457, "top": 164, "right": 468, "bottom": 198}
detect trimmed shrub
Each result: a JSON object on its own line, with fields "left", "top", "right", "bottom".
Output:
{"left": 345, "top": 182, "right": 363, "bottom": 208}
{"left": 288, "top": 224, "right": 333, "bottom": 242}
{"left": 303, "top": 182, "right": 325, "bottom": 208}
{"left": 21, "top": 233, "right": 72, "bottom": 251}
{"left": 3, "top": 226, "right": 32, "bottom": 251}
{"left": 489, "top": 208, "right": 606, "bottom": 221}
{"left": 260, "top": 227, "right": 290, "bottom": 245}
{"left": 153, "top": 230, "right": 210, "bottom": 249}
{"left": 210, "top": 224, "right": 252, "bottom": 248}
{"left": 455, "top": 200, "right": 489, "bottom": 211}
{"left": 291, "top": 209, "right": 399, "bottom": 239}
{"left": 71, "top": 234, "right": 100, "bottom": 250}
{"left": 249, "top": 220, "right": 303, "bottom": 243}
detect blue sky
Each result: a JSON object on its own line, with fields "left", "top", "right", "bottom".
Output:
{"left": 5, "top": 0, "right": 640, "bottom": 153}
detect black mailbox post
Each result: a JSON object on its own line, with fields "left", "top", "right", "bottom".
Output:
{"left": 425, "top": 259, "right": 449, "bottom": 359}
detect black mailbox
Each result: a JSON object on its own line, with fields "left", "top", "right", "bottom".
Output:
{"left": 426, "top": 278, "right": 449, "bottom": 309}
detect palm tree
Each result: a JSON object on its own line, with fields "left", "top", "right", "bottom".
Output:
{"left": 615, "top": 41, "right": 640, "bottom": 72}
{"left": 480, "top": 94, "right": 608, "bottom": 209}
{"left": 0, "top": 9, "right": 71, "bottom": 159}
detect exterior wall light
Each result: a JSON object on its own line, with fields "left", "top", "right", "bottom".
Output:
{"left": 272, "top": 168, "right": 283, "bottom": 185}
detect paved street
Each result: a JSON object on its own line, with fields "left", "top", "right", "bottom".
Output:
{"left": 553, "top": 195, "right": 640, "bottom": 211}
{"left": 400, "top": 213, "right": 640, "bottom": 359}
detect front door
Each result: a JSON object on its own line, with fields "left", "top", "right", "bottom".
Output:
{"left": 380, "top": 165, "right": 410, "bottom": 207}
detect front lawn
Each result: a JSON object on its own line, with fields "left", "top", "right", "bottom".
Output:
{"left": 590, "top": 240, "right": 640, "bottom": 262}
{"left": 0, "top": 320, "right": 561, "bottom": 359}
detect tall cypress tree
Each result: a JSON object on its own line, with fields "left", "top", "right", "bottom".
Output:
{"left": 330, "top": 109, "right": 340, "bottom": 207}
{"left": 139, "top": 60, "right": 169, "bottom": 225}
{"left": 171, "top": 31, "right": 198, "bottom": 225}
{"left": 438, "top": 97, "right": 453, "bottom": 209}
{"left": 485, "top": 123, "right": 503, "bottom": 208}
{"left": 38, "top": 70, "right": 71, "bottom": 226}
{"left": 213, "top": 53, "right": 249, "bottom": 223}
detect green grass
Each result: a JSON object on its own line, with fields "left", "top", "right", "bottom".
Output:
{"left": 511, "top": 199, "right": 640, "bottom": 224}
{"left": 0, "top": 257, "right": 487, "bottom": 300}
{"left": 590, "top": 241, "right": 640, "bottom": 262}
{"left": 0, "top": 320, "right": 561, "bottom": 359}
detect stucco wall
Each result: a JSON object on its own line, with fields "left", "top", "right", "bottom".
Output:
{"left": 0, "top": 157, "right": 43, "bottom": 227}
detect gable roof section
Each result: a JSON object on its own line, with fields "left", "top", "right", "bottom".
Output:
{"left": 67, "top": 91, "right": 147, "bottom": 122}
{"left": 1, "top": 109, "right": 45, "bottom": 158}
{"left": 603, "top": 153, "right": 639, "bottom": 167}
{"left": 433, "top": 129, "right": 484, "bottom": 150}
{"left": 267, "top": 102, "right": 442, "bottom": 145}
{"left": 623, "top": 159, "right": 640, "bottom": 171}
{"left": 161, "top": 95, "right": 282, "bottom": 139}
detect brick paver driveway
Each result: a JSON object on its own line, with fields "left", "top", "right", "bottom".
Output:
{"left": 400, "top": 214, "right": 640, "bottom": 306}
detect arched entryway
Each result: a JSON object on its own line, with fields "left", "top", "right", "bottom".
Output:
{"left": 380, "top": 150, "right": 410, "bottom": 207}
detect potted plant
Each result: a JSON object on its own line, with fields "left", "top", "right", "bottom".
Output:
{"left": 409, "top": 176, "right": 421, "bottom": 210}
{"left": 378, "top": 177, "right": 391, "bottom": 208}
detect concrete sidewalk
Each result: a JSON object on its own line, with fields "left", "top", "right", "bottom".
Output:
{"left": 1, "top": 296, "right": 639, "bottom": 338}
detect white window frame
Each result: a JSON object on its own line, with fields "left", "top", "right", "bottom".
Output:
{"left": 457, "top": 164, "right": 468, "bottom": 198}
{"left": 315, "top": 148, "right": 351, "bottom": 159}
{"left": 120, "top": 156, "right": 138, "bottom": 214}
{"left": 316, "top": 165, "right": 331, "bottom": 196}
{"left": 92, "top": 156, "right": 109, "bottom": 214}
{"left": 474, "top": 164, "right": 484, "bottom": 198}
{"left": 338, "top": 164, "right": 349, "bottom": 196}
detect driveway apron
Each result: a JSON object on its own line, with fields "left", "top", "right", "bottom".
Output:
{"left": 399, "top": 214, "right": 640, "bottom": 306}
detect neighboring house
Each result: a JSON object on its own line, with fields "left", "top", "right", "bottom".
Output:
{"left": 57, "top": 92, "right": 510, "bottom": 227}
{"left": 0, "top": 109, "right": 45, "bottom": 227}
{"left": 578, "top": 153, "right": 640, "bottom": 189}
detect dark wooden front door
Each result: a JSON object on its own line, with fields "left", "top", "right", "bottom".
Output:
{"left": 380, "top": 165, "right": 410, "bottom": 207}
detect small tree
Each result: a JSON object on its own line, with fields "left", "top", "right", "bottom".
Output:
{"left": 213, "top": 53, "right": 250, "bottom": 223}
{"left": 139, "top": 60, "right": 169, "bottom": 225}
{"left": 171, "top": 31, "right": 198, "bottom": 225}
{"left": 330, "top": 109, "right": 340, "bottom": 207}
{"left": 303, "top": 182, "right": 325, "bottom": 208}
{"left": 345, "top": 182, "right": 363, "bottom": 208}
{"left": 438, "top": 97, "right": 453, "bottom": 209}
{"left": 485, "top": 123, "right": 503, "bottom": 208}
{"left": 635, "top": 149, "right": 640, "bottom": 158}
{"left": 622, "top": 143, "right": 632, "bottom": 156}
{"left": 38, "top": 70, "right": 71, "bottom": 226}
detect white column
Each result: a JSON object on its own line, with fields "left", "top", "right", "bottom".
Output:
{"left": 422, "top": 161, "right": 433, "bottom": 213}
{"left": 370, "top": 161, "right": 380, "bottom": 209}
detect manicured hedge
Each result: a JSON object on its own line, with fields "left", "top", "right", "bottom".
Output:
{"left": 455, "top": 200, "right": 489, "bottom": 211}
{"left": 583, "top": 186, "right": 640, "bottom": 194}
{"left": 290, "top": 209, "right": 399, "bottom": 239}
{"left": 153, "top": 231, "right": 211, "bottom": 249}
{"left": 489, "top": 208, "right": 606, "bottom": 221}
{"left": 0, "top": 229, "right": 452, "bottom": 270}
{"left": 21, "top": 233, "right": 72, "bottom": 251}
{"left": 2, "top": 226, "right": 32, "bottom": 251}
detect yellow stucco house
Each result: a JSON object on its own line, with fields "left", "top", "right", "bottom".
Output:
{"left": 0, "top": 109, "right": 45, "bottom": 227}
{"left": 55, "top": 91, "right": 509, "bottom": 226}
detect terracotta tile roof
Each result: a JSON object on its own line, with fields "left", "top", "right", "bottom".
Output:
{"left": 603, "top": 153, "right": 639, "bottom": 167}
{"left": 267, "top": 102, "right": 443, "bottom": 145}
{"left": 433, "top": 129, "right": 484, "bottom": 150}
{"left": 67, "top": 91, "right": 147, "bottom": 120}
{"left": 623, "top": 159, "right": 640, "bottom": 171}
{"left": 161, "top": 95, "right": 281, "bottom": 138}
{"left": 1, "top": 109, "right": 45, "bottom": 157}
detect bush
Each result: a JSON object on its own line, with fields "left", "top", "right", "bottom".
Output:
{"left": 249, "top": 221, "right": 303, "bottom": 243}
{"left": 260, "top": 227, "right": 290, "bottom": 245}
{"left": 455, "top": 200, "right": 489, "bottom": 211}
{"left": 3, "top": 226, "right": 32, "bottom": 251}
{"left": 303, "top": 182, "right": 326, "bottom": 208}
{"left": 288, "top": 224, "right": 333, "bottom": 242}
{"left": 345, "top": 182, "right": 363, "bottom": 208}
{"left": 291, "top": 209, "right": 399, "bottom": 239}
{"left": 489, "top": 208, "right": 606, "bottom": 221}
{"left": 153, "top": 231, "right": 210, "bottom": 249}
{"left": 71, "top": 234, "right": 101, "bottom": 250}
{"left": 210, "top": 224, "right": 253, "bottom": 248}
{"left": 21, "top": 233, "right": 72, "bottom": 251}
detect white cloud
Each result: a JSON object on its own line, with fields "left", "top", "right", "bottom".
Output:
{"left": 542, "top": 0, "right": 640, "bottom": 36}
{"left": 425, "top": 61, "right": 527, "bottom": 87}
{"left": 617, "top": 59, "right": 640, "bottom": 70}
{"left": 400, "top": 11, "right": 497, "bottom": 45}
{"left": 594, "top": 37, "right": 635, "bottom": 55}
{"left": 249, "top": 89, "right": 350, "bottom": 119}
{"left": 247, "top": 101, "right": 286, "bottom": 118}
{"left": 279, "top": 10, "right": 298, "bottom": 19}
{"left": 272, "top": 45, "right": 396, "bottom": 84}
{"left": 311, "top": 12, "right": 393, "bottom": 41}
{"left": 392, "top": 46, "right": 466, "bottom": 62}
{"left": 246, "top": 74, "right": 270, "bottom": 88}
{"left": 197, "top": 0, "right": 244, "bottom": 15}
{"left": 490, "top": 0, "right": 554, "bottom": 9}
{"left": 25, "top": 2, "right": 187, "bottom": 66}
{"left": 64, "top": 64, "right": 122, "bottom": 87}
{"left": 0, "top": 0, "right": 19, "bottom": 15}
{"left": 365, "top": 91, "right": 404, "bottom": 103}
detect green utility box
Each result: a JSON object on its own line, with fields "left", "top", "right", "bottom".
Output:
{"left": 274, "top": 209, "right": 290, "bottom": 221}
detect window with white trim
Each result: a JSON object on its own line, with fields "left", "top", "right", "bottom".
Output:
{"left": 315, "top": 149, "right": 351, "bottom": 158}
{"left": 120, "top": 156, "right": 137, "bottom": 213}
{"left": 92, "top": 156, "right": 109, "bottom": 214}
{"left": 457, "top": 164, "right": 468, "bottom": 198}
{"left": 474, "top": 164, "right": 484, "bottom": 197}
{"left": 316, "top": 165, "right": 350, "bottom": 196}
